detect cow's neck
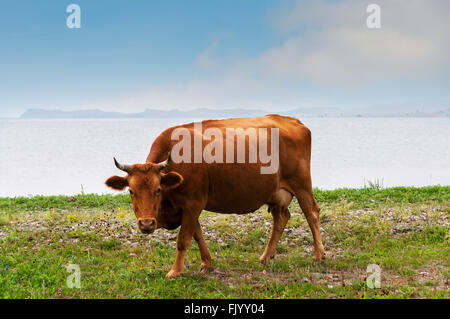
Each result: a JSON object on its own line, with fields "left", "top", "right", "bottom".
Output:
{"left": 157, "top": 197, "right": 182, "bottom": 230}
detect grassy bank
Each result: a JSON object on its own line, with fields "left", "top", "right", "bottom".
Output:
{"left": 0, "top": 186, "right": 448, "bottom": 299}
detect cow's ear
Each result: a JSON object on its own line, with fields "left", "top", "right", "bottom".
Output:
{"left": 105, "top": 175, "right": 128, "bottom": 190}
{"left": 160, "top": 171, "right": 183, "bottom": 190}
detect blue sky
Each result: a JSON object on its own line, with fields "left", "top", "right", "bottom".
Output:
{"left": 1, "top": 0, "right": 449, "bottom": 117}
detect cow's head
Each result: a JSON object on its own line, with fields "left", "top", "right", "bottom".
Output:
{"left": 105, "top": 154, "right": 183, "bottom": 234}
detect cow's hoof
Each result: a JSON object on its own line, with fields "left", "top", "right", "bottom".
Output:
{"left": 312, "top": 251, "right": 325, "bottom": 262}
{"left": 259, "top": 254, "right": 275, "bottom": 264}
{"left": 165, "top": 270, "right": 183, "bottom": 279}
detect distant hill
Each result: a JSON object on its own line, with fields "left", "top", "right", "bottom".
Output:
{"left": 19, "top": 106, "right": 450, "bottom": 119}
{"left": 20, "top": 108, "right": 265, "bottom": 119}
{"left": 20, "top": 107, "right": 337, "bottom": 119}
{"left": 21, "top": 109, "right": 130, "bottom": 119}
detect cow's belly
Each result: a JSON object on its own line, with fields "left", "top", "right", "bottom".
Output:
{"left": 204, "top": 163, "right": 279, "bottom": 214}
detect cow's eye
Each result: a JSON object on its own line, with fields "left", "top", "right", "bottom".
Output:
{"left": 129, "top": 189, "right": 134, "bottom": 195}
{"left": 156, "top": 187, "right": 161, "bottom": 195}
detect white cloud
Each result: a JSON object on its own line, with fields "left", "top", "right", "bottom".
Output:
{"left": 90, "top": 0, "right": 450, "bottom": 112}
{"left": 195, "top": 40, "right": 220, "bottom": 72}
{"left": 258, "top": 0, "right": 450, "bottom": 84}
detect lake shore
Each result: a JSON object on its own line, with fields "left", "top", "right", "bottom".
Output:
{"left": 0, "top": 185, "right": 448, "bottom": 298}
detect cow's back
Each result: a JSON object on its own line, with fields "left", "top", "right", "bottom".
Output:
{"left": 147, "top": 114, "right": 311, "bottom": 214}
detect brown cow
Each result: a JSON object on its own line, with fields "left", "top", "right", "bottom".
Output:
{"left": 105, "top": 114, "right": 324, "bottom": 278}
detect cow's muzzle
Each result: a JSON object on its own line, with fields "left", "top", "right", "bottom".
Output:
{"left": 137, "top": 218, "right": 156, "bottom": 234}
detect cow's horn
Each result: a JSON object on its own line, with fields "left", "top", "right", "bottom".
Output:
{"left": 114, "top": 157, "right": 131, "bottom": 173}
{"left": 157, "top": 152, "right": 171, "bottom": 171}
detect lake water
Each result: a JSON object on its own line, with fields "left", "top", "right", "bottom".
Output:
{"left": 0, "top": 117, "right": 449, "bottom": 197}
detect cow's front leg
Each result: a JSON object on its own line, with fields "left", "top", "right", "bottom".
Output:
{"left": 193, "top": 221, "right": 213, "bottom": 273}
{"left": 166, "top": 207, "right": 207, "bottom": 279}
{"left": 165, "top": 222, "right": 194, "bottom": 278}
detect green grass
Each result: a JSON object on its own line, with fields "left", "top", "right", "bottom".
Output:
{"left": 314, "top": 185, "right": 450, "bottom": 208}
{"left": 2, "top": 185, "right": 447, "bottom": 212}
{"left": 0, "top": 185, "right": 448, "bottom": 299}
{"left": 0, "top": 193, "right": 132, "bottom": 213}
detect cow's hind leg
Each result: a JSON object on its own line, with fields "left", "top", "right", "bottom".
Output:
{"left": 294, "top": 187, "right": 325, "bottom": 261}
{"left": 260, "top": 205, "right": 290, "bottom": 263}
{"left": 193, "top": 221, "right": 213, "bottom": 273}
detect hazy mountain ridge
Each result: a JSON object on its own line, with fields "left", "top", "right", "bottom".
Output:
{"left": 20, "top": 107, "right": 336, "bottom": 119}
{"left": 19, "top": 107, "right": 450, "bottom": 119}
